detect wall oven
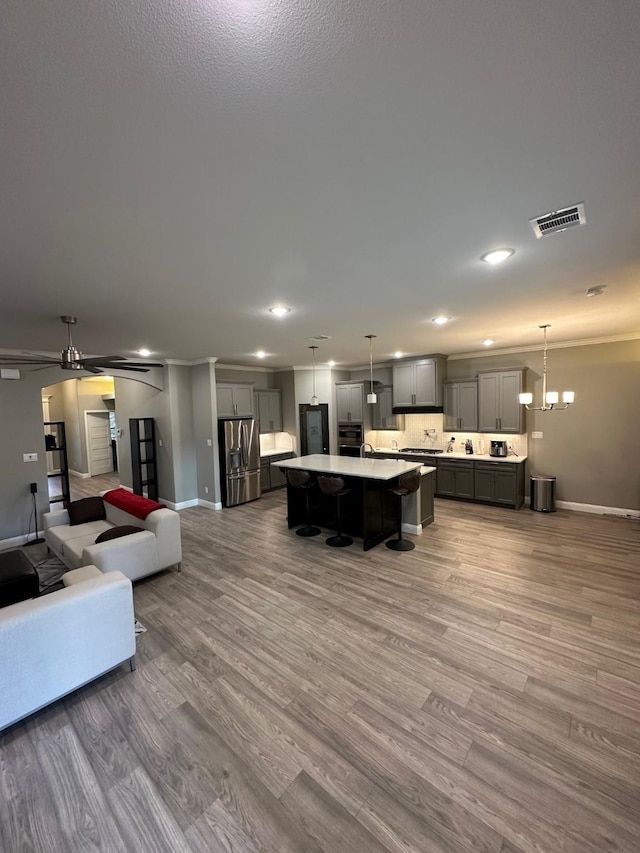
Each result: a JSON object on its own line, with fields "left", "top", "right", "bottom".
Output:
{"left": 338, "top": 423, "right": 363, "bottom": 457}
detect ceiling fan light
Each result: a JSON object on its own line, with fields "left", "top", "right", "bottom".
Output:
{"left": 562, "top": 390, "right": 574, "bottom": 404}
{"left": 519, "top": 392, "right": 533, "bottom": 405}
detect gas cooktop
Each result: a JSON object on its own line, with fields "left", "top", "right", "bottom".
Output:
{"left": 399, "top": 448, "right": 444, "bottom": 454}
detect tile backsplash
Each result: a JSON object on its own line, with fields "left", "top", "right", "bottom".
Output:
{"left": 365, "top": 414, "right": 528, "bottom": 457}
{"left": 259, "top": 432, "right": 295, "bottom": 455}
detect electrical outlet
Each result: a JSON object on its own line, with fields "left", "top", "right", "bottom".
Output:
{"left": 158, "top": 439, "right": 163, "bottom": 446}
{"left": 23, "top": 452, "right": 38, "bottom": 462}
{"left": 206, "top": 439, "right": 212, "bottom": 446}
{"left": 204, "top": 486, "right": 209, "bottom": 494}
{"left": 531, "top": 431, "right": 543, "bottom": 439}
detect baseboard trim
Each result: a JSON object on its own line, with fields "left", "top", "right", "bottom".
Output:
{"left": 69, "top": 470, "right": 91, "bottom": 479}
{"left": 0, "top": 533, "right": 30, "bottom": 551}
{"left": 198, "top": 499, "right": 222, "bottom": 510}
{"left": 172, "top": 499, "right": 200, "bottom": 510}
{"left": 556, "top": 500, "right": 640, "bottom": 518}
{"left": 402, "top": 522, "right": 422, "bottom": 535}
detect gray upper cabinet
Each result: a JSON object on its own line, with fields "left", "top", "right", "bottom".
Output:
{"left": 255, "top": 389, "right": 282, "bottom": 433}
{"left": 372, "top": 386, "right": 404, "bottom": 430}
{"left": 336, "top": 383, "right": 364, "bottom": 423}
{"left": 216, "top": 383, "right": 254, "bottom": 418}
{"left": 478, "top": 370, "right": 525, "bottom": 433}
{"left": 392, "top": 358, "right": 444, "bottom": 407}
{"left": 444, "top": 380, "right": 478, "bottom": 432}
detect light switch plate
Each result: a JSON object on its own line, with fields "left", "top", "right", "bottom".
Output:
{"left": 23, "top": 452, "right": 38, "bottom": 462}
{"left": 531, "top": 431, "right": 543, "bottom": 439}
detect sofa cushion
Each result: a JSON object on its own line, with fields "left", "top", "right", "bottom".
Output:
{"left": 63, "top": 533, "right": 111, "bottom": 569}
{"left": 47, "top": 520, "right": 112, "bottom": 554}
{"left": 68, "top": 497, "right": 106, "bottom": 526}
{"left": 95, "top": 525, "right": 144, "bottom": 544}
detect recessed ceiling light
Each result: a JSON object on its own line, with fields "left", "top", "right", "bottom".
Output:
{"left": 269, "top": 306, "right": 291, "bottom": 316}
{"left": 255, "top": 350, "right": 267, "bottom": 359}
{"left": 481, "top": 248, "right": 515, "bottom": 265}
{"left": 138, "top": 348, "right": 152, "bottom": 357}
{"left": 432, "top": 316, "right": 450, "bottom": 325}
{"left": 328, "top": 360, "right": 336, "bottom": 367}
{"left": 393, "top": 351, "right": 403, "bottom": 358}
{"left": 482, "top": 339, "right": 495, "bottom": 346}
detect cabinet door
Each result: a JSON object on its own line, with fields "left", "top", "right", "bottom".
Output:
{"left": 436, "top": 465, "right": 456, "bottom": 496}
{"left": 349, "top": 384, "right": 364, "bottom": 423}
{"left": 478, "top": 373, "right": 500, "bottom": 432}
{"left": 498, "top": 372, "right": 522, "bottom": 433}
{"left": 458, "top": 382, "right": 478, "bottom": 431}
{"left": 233, "top": 386, "right": 254, "bottom": 418}
{"left": 455, "top": 467, "right": 475, "bottom": 499}
{"left": 493, "top": 470, "right": 517, "bottom": 505}
{"left": 255, "top": 392, "right": 269, "bottom": 431}
{"left": 268, "top": 393, "right": 282, "bottom": 432}
{"left": 474, "top": 469, "right": 495, "bottom": 501}
{"left": 260, "top": 463, "right": 271, "bottom": 492}
{"left": 378, "top": 386, "right": 395, "bottom": 429}
{"left": 216, "top": 385, "right": 235, "bottom": 418}
{"left": 392, "top": 364, "right": 415, "bottom": 406}
{"left": 444, "top": 384, "right": 458, "bottom": 431}
{"left": 336, "top": 385, "right": 351, "bottom": 421}
{"left": 270, "top": 463, "right": 287, "bottom": 489}
{"left": 414, "top": 361, "right": 436, "bottom": 405}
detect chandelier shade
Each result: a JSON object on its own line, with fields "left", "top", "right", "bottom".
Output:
{"left": 365, "top": 334, "right": 377, "bottom": 404}
{"left": 519, "top": 325, "right": 574, "bottom": 412}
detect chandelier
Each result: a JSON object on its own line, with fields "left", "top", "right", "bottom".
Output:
{"left": 519, "top": 325, "right": 574, "bottom": 411}
{"left": 309, "top": 346, "right": 319, "bottom": 406}
{"left": 365, "top": 334, "right": 377, "bottom": 403}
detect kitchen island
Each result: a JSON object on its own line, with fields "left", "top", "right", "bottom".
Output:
{"left": 271, "top": 454, "right": 434, "bottom": 550}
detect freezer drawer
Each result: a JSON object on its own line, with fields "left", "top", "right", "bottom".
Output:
{"left": 224, "top": 471, "right": 262, "bottom": 507}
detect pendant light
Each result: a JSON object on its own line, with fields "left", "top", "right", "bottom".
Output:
{"left": 519, "top": 325, "right": 574, "bottom": 411}
{"left": 365, "top": 334, "right": 377, "bottom": 404}
{"left": 309, "top": 345, "right": 319, "bottom": 406}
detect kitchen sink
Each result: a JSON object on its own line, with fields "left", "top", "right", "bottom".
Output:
{"left": 399, "top": 448, "right": 444, "bottom": 454}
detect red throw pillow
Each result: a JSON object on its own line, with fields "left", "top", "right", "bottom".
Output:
{"left": 68, "top": 497, "right": 106, "bottom": 526}
{"left": 95, "top": 525, "right": 144, "bottom": 544}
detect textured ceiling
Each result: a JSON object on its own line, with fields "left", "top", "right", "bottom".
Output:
{"left": 1, "top": 0, "right": 639, "bottom": 368}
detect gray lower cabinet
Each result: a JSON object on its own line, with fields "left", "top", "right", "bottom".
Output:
{"left": 261, "top": 452, "right": 294, "bottom": 491}
{"left": 437, "top": 459, "right": 474, "bottom": 499}
{"left": 474, "top": 461, "right": 524, "bottom": 507}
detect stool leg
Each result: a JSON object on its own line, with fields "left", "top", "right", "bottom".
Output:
{"left": 296, "top": 488, "right": 321, "bottom": 537}
{"left": 386, "top": 494, "right": 415, "bottom": 552}
{"left": 326, "top": 494, "right": 353, "bottom": 548}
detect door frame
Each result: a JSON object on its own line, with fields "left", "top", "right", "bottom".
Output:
{"left": 299, "top": 404, "right": 330, "bottom": 455}
{"left": 84, "top": 410, "right": 114, "bottom": 476}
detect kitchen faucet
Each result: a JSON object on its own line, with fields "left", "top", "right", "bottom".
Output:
{"left": 360, "top": 442, "right": 374, "bottom": 458}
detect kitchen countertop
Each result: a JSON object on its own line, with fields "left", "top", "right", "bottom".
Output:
{"left": 271, "top": 453, "right": 429, "bottom": 480}
{"left": 260, "top": 448, "right": 295, "bottom": 458}
{"left": 372, "top": 449, "right": 527, "bottom": 463}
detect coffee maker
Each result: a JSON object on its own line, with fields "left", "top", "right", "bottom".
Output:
{"left": 490, "top": 440, "right": 508, "bottom": 457}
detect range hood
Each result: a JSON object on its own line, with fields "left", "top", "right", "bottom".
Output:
{"left": 393, "top": 405, "right": 444, "bottom": 415}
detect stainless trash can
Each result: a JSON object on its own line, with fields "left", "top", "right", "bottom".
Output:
{"left": 530, "top": 475, "right": 556, "bottom": 512}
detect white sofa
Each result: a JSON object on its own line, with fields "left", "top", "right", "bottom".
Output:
{"left": 43, "top": 494, "right": 182, "bottom": 582}
{"left": 0, "top": 566, "right": 135, "bottom": 731}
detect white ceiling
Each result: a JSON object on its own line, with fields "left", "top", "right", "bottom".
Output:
{"left": 1, "top": 0, "right": 639, "bottom": 369}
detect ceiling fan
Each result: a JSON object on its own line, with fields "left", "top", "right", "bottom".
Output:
{"left": 0, "top": 316, "right": 164, "bottom": 374}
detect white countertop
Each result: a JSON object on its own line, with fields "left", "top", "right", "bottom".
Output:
{"left": 260, "top": 448, "right": 295, "bottom": 458}
{"left": 271, "top": 454, "right": 424, "bottom": 480}
{"left": 373, "top": 449, "right": 527, "bottom": 464}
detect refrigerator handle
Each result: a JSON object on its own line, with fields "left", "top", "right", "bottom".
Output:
{"left": 240, "top": 421, "right": 248, "bottom": 469}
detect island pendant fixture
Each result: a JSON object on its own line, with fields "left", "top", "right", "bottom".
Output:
{"left": 309, "top": 345, "right": 319, "bottom": 406}
{"left": 365, "top": 334, "right": 377, "bottom": 404}
{"left": 519, "top": 325, "right": 574, "bottom": 411}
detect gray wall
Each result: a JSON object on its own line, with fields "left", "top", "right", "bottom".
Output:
{"left": 192, "top": 362, "right": 220, "bottom": 504}
{"left": 447, "top": 339, "right": 640, "bottom": 510}
{"left": 167, "top": 365, "right": 198, "bottom": 505}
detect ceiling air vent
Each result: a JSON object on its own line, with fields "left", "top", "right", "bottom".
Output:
{"left": 529, "top": 202, "right": 586, "bottom": 238}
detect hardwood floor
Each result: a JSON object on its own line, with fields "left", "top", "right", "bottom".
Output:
{"left": 2, "top": 483, "right": 639, "bottom": 852}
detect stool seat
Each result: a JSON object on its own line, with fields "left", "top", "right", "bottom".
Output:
{"left": 386, "top": 470, "right": 420, "bottom": 552}
{"left": 318, "top": 476, "right": 353, "bottom": 548}
{"left": 0, "top": 549, "right": 39, "bottom": 608}
{"left": 287, "top": 470, "right": 321, "bottom": 537}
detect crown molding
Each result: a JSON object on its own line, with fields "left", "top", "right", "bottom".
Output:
{"left": 448, "top": 331, "right": 640, "bottom": 360}
{"left": 216, "top": 362, "right": 272, "bottom": 373}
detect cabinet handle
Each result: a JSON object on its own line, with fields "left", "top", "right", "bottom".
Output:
{"left": 498, "top": 417, "right": 502, "bottom": 430}
{"left": 234, "top": 403, "right": 238, "bottom": 415}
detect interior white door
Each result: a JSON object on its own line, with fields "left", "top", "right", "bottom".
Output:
{"left": 87, "top": 412, "right": 113, "bottom": 475}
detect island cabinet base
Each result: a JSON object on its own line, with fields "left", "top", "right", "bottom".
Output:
{"left": 286, "top": 476, "right": 399, "bottom": 551}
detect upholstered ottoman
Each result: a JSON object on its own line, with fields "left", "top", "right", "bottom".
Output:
{"left": 0, "top": 549, "right": 39, "bottom": 608}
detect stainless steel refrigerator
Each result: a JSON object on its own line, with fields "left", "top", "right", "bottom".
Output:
{"left": 218, "top": 418, "right": 261, "bottom": 507}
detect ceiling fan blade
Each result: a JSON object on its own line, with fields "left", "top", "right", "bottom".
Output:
{"left": 26, "top": 364, "right": 64, "bottom": 372}
{"left": 83, "top": 355, "right": 126, "bottom": 365}
{"left": 105, "top": 365, "right": 151, "bottom": 373}
{"left": 83, "top": 365, "right": 104, "bottom": 374}
{"left": 0, "top": 356, "right": 61, "bottom": 365}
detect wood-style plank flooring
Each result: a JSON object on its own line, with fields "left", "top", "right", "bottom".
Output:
{"left": 2, "top": 473, "right": 639, "bottom": 852}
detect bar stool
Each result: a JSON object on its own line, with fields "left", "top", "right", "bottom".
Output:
{"left": 286, "top": 470, "right": 321, "bottom": 537}
{"left": 317, "top": 476, "right": 353, "bottom": 548}
{"left": 386, "top": 470, "right": 421, "bottom": 552}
